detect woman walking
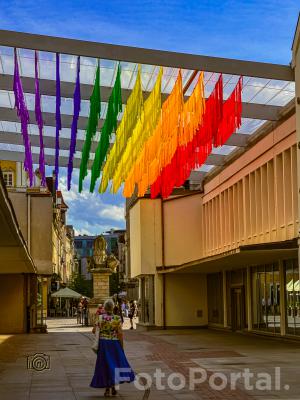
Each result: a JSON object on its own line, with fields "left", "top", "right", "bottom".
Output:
{"left": 90, "top": 299, "right": 135, "bottom": 397}
{"left": 128, "top": 300, "right": 138, "bottom": 330}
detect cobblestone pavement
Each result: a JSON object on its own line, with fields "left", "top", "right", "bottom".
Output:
{"left": 0, "top": 318, "right": 299, "bottom": 399}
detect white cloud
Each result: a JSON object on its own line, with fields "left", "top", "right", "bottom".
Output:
{"left": 98, "top": 205, "right": 125, "bottom": 222}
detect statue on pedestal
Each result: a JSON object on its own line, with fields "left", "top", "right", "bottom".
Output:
{"left": 87, "top": 235, "right": 119, "bottom": 273}
{"left": 87, "top": 235, "right": 120, "bottom": 325}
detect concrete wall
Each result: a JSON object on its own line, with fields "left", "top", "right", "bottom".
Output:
{"left": 164, "top": 194, "right": 203, "bottom": 266}
{"left": 30, "top": 196, "right": 52, "bottom": 274}
{"left": 130, "top": 199, "right": 162, "bottom": 277}
{"left": 165, "top": 273, "right": 208, "bottom": 327}
{"left": 8, "top": 192, "right": 53, "bottom": 275}
{"left": 0, "top": 274, "right": 26, "bottom": 333}
{"left": 201, "top": 116, "right": 297, "bottom": 257}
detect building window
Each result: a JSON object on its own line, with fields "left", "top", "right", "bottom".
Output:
{"left": 284, "top": 259, "right": 300, "bottom": 336}
{"left": 87, "top": 240, "right": 93, "bottom": 249}
{"left": 3, "top": 171, "right": 14, "bottom": 187}
{"left": 75, "top": 241, "right": 83, "bottom": 249}
{"left": 251, "top": 264, "right": 281, "bottom": 334}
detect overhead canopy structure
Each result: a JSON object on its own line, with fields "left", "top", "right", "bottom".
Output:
{"left": 0, "top": 171, "right": 36, "bottom": 273}
{"left": 51, "top": 287, "right": 83, "bottom": 298}
{"left": 0, "top": 29, "right": 295, "bottom": 192}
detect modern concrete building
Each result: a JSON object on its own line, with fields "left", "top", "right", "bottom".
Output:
{"left": 126, "top": 18, "right": 300, "bottom": 337}
{"left": 0, "top": 17, "right": 299, "bottom": 336}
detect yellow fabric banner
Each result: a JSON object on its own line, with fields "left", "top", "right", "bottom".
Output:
{"left": 123, "top": 70, "right": 183, "bottom": 197}
{"left": 111, "top": 67, "right": 163, "bottom": 193}
{"left": 99, "top": 66, "right": 143, "bottom": 193}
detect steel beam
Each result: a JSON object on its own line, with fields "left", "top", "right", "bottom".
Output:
{"left": 225, "top": 133, "right": 249, "bottom": 147}
{"left": 0, "top": 130, "right": 112, "bottom": 152}
{"left": 0, "top": 75, "right": 293, "bottom": 121}
{"left": 0, "top": 100, "right": 281, "bottom": 134}
{"left": 0, "top": 29, "right": 294, "bottom": 81}
{"left": 0, "top": 129, "right": 249, "bottom": 154}
{"left": 204, "top": 154, "right": 226, "bottom": 166}
{"left": 0, "top": 149, "right": 82, "bottom": 169}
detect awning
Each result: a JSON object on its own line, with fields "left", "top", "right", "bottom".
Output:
{"left": 0, "top": 171, "right": 36, "bottom": 274}
{"left": 51, "top": 287, "right": 83, "bottom": 298}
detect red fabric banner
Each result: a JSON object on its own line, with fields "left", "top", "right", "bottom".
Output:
{"left": 151, "top": 75, "right": 242, "bottom": 199}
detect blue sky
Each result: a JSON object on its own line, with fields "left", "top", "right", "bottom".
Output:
{"left": 0, "top": 0, "right": 299, "bottom": 235}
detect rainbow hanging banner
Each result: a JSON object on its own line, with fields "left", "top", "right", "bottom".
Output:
{"left": 150, "top": 74, "right": 242, "bottom": 199}
{"left": 67, "top": 56, "right": 81, "bottom": 190}
{"left": 55, "top": 53, "right": 61, "bottom": 190}
{"left": 150, "top": 72, "right": 206, "bottom": 198}
{"left": 79, "top": 61, "right": 101, "bottom": 193}
{"left": 214, "top": 76, "right": 243, "bottom": 146}
{"left": 13, "top": 48, "right": 34, "bottom": 186}
{"left": 111, "top": 67, "right": 163, "bottom": 193}
{"left": 151, "top": 74, "right": 223, "bottom": 199}
{"left": 34, "top": 50, "right": 46, "bottom": 186}
{"left": 89, "top": 63, "right": 122, "bottom": 193}
{"left": 123, "top": 70, "right": 183, "bottom": 198}
{"left": 99, "top": 66, "right": 143, "bottom": 193}
{"left": 150, "top": 71, "right": 207, "bottom": 198}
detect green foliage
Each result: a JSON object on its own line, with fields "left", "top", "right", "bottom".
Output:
{"left": 69, "top": 272, "right": 93, "bottom": 298}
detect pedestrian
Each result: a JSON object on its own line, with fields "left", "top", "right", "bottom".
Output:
{"left": 96, "top": 303, "right": 105, "bottom": 316}
{"left": 90, "top": 299, "right": 135, "bottom": 397}
{"left": 128, "top": 300, "right": 137, "bottom": 330}
{"left": 124, "top": 300, "right": 129, "bottom": 318}
{"left": 113, "top": 295, "right": 124, "bottom": 324}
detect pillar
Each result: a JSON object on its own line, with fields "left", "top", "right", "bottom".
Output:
{"left": 246, "top": 266, "right": 253, "bottom": 331}
{"left": 292, "top": 17, "right": 300, "bottom": 281}
{"left": 279, "top": 260, "right": 286, "bottom": 336}
{"left": 89, "top": 268, "right": 112, "bottom": 325}
{"left": 154, "top": 273, "right": 164, "bottom": 327}
{"left": 222, "top": 270, "right": 228, "bottom": 328}
{"left": 92, "top": 271, "right": 111, "bottom": 301}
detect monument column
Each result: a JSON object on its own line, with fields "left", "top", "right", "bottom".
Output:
{"left": 87, "top": 235, "right": 119, "bottom": 325}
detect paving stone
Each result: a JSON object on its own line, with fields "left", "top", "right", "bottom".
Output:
{"left": 1, "top": 318, "right": 300, "bottom": 399}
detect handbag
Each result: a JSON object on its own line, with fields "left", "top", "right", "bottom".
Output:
{"left": 92, "top": 325, "right": 100, "bottom": 353}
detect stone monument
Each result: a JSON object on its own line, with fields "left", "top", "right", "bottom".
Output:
{"left": 87, "top": 235, "right": 119, "bottom": 324}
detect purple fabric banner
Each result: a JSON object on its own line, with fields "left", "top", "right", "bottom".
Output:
{"left": 55, "top": 53, "right": 61, "bottom": 190}
{"left": 13, "top": 48, "right": 34, "bottom": 186}
{"left": 34, "top": 51, "right": 46, "bottom": 186}
{"left": 67, "top": 56, "right": 81, "bottom": 190}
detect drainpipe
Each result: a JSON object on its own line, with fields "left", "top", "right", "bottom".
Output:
{"left": 27, "top": 194, "right": 31, "bottom": 252}
{"left": 161, "top": 198, "right": 166, "bottom": 329}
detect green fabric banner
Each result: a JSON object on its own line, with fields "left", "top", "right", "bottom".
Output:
{"left": 79, "top": 62, "right": 101, "bottom": 192}
{"left": 89, "top": 63, "right": 122, "bottom": 193}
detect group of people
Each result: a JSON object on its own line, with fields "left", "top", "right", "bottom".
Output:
{"left": 91, "top": 297, "right": 138, "bottom": 396}
{"left": 96, "top": 297, "right": 138, "bottom": 329}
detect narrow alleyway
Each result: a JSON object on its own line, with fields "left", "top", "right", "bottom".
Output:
{"left": 0, "top": 319, "right": 299, "bottom": 399}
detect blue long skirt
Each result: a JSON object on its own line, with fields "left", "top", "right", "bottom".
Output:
{"left": 90, "top": 339, "right": 135, "bottom": 388}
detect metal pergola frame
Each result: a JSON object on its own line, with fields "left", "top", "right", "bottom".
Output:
{"left": 0, "top": 29, "right": 295, "bottom": 186}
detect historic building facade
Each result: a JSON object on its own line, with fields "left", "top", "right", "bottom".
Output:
{"left": 0, "top": 162, "right": 76, "bottom": 329}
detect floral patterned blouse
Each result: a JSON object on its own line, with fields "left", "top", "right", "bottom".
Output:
{"left": 98, "top": 313, "right": 122, "bottom": 340}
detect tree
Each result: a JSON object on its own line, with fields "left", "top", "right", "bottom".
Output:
{"left": 69, "top": 272, "right": 93, "bottom": 298}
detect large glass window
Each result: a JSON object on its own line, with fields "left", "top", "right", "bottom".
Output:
{"left": 252, "top": 264, "right": 281, "bottom": 334}
{"left": 285, "top": 259, "right": 300, "bottom": 336}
